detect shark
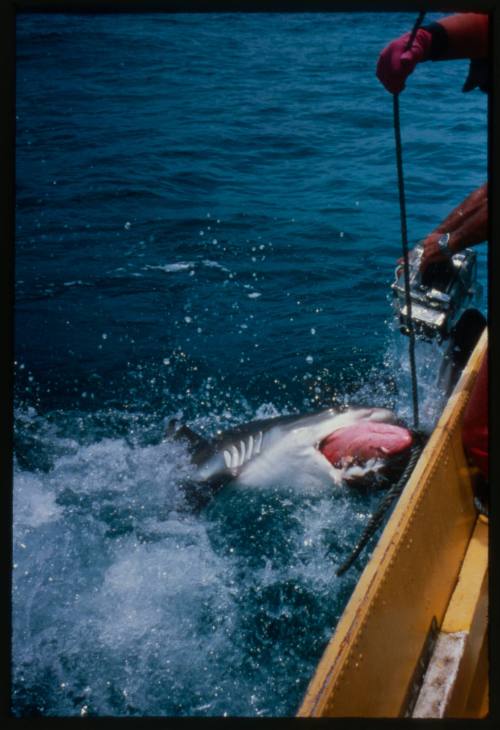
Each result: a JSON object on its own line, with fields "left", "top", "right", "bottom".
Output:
{"left": 165, "top": 305, "right": 486, "bottom": 510}
{"left": 167, "top": 406, "right": 414, "bottom": 509}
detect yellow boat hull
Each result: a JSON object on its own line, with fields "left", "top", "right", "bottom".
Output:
{"left": 298, "top": 329, "right": 488, "bottom": 718}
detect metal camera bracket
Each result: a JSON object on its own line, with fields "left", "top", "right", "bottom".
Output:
{"left": 391, "top": 243, "right": 478, "bottom": 341}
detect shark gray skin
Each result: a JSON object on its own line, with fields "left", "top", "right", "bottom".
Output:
{"left": 167, "top": 406, "right": 412, "bottom": 510}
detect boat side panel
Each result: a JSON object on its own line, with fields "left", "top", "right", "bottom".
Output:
{"left": 412, "top": 516, "right": 489, "bottom": 718}
{"left": 298, "top": 330, "right": 487, "bottom": 717}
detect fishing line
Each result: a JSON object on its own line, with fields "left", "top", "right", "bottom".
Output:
{"left": 336, "top": 13, "right": 427, "bottom": 577}
{"left": 393, "top": 10, "right": 426, "bottom": 431}
{"left": 336, "top": 434, "right": 425, "bottom": 576}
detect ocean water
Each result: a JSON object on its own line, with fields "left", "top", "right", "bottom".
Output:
{"left": 14, "top": 12, "right": 488, "bottom": 717}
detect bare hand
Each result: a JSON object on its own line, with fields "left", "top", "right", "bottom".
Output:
{"left": 419, "top": 233, "right": 451, "bottom": 273}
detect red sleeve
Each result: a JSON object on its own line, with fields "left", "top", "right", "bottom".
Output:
{"left": 438, "top": 13, "right": 489, "bottom": 59}
{"left": 462, "top": 354, "right": 488, "bottom": 479}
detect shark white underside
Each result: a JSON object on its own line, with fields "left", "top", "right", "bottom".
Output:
{"left": 194, "top": 406, "right": 397, "bottom": 492}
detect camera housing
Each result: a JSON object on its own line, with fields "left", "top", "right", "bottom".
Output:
{"left": 391, "top": 243, "right": 478, "bottom": 341}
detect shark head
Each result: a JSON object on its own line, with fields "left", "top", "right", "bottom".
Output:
{"left": 318, "top": 417, "right": 414, "bottom": 488}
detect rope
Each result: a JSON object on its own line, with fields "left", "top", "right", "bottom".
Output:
{"left": 334, "top": 12, "right": 429, "bottom": 578}
{"left": 393, "top": 95, "right": 419, "bottom": 430}
{"left": 406, "top": 10, "right": 427, "bottom": 50}
{"left": 336, "top": 436, "right": 425, "bottom": 576}
{"left": 393, "top": 10, "right": 426, "bottom": 431}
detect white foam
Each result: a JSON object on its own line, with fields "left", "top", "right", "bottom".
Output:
{"left": 97, "top": 528, "right": 234, "bottom": 647}
{"left": 14, "top": 471, "right": 62, "bottom": 528}
{"left": 11, "top": 400, "right": 392, "bottom": 716}
{"left": 143, "top": 260, "right": 231, "bottom": 276}
{"left": 201, "top": 259, "right": 230, "bottom": 273}
{"left": 144, "top": 262, "right": 194, "bottom": 273}
{"left": 254, "top": 402, "right": 284, "bottom": 419}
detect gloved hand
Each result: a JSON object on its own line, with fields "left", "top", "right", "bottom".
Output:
{"left": 376, "top": 28, "right": 433, "bottom": 94}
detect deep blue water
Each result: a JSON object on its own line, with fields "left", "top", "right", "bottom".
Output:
{"left": 14, "top": 12, "right": 487, "bottom": 717}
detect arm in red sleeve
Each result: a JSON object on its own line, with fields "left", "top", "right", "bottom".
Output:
{"left": 434, "top": 13, "right": 489, "bottom": 60}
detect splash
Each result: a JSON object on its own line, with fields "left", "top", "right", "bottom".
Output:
{"left": 12, "top": 324, "right": 459, "bottom": 717}
{"left": 12, "top": 400, "right": 377, "bottom": 717}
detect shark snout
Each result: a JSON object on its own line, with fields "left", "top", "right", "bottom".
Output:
{"left": 341, "top": 407, "right": 396, "bottom": 425}
{"left": 364, "top": 408, "right": 396, "bottom": 423}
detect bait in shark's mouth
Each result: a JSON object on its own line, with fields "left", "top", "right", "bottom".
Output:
{"left": 167, "top": 406, "right": 414, "bottom": 509}
{"left": 319, "top": 421, "right": 413, "bottom": 466}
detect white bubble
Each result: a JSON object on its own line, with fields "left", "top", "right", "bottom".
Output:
{"left": 124, "top": 221, "right": 131, "bottom": 230}
{"left": 310, "top": 328, "right": 316, "bottom": 335}
{"left": 102, "top": 333, "right": 108, "bottom": 340}
{"left": 184, "top": 316, "right": 192, "bottom": 323}
{"left": 306, "top": 355, "right": 314, "bottom": 364}
{"left": 163, "top": 358, "right": 170, "bottom": 365}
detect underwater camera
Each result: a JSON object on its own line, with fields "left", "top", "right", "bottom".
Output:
{"left": 391, "top": 243, "right": 478, "bottom": 341}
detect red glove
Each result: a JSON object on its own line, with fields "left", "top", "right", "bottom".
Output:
{"left": 376, "top": 28, "right": 433, "bottom": 94}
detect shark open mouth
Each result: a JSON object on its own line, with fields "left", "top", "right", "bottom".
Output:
{"left": 318, "top": 420, "right": 414, "bottom": 468}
